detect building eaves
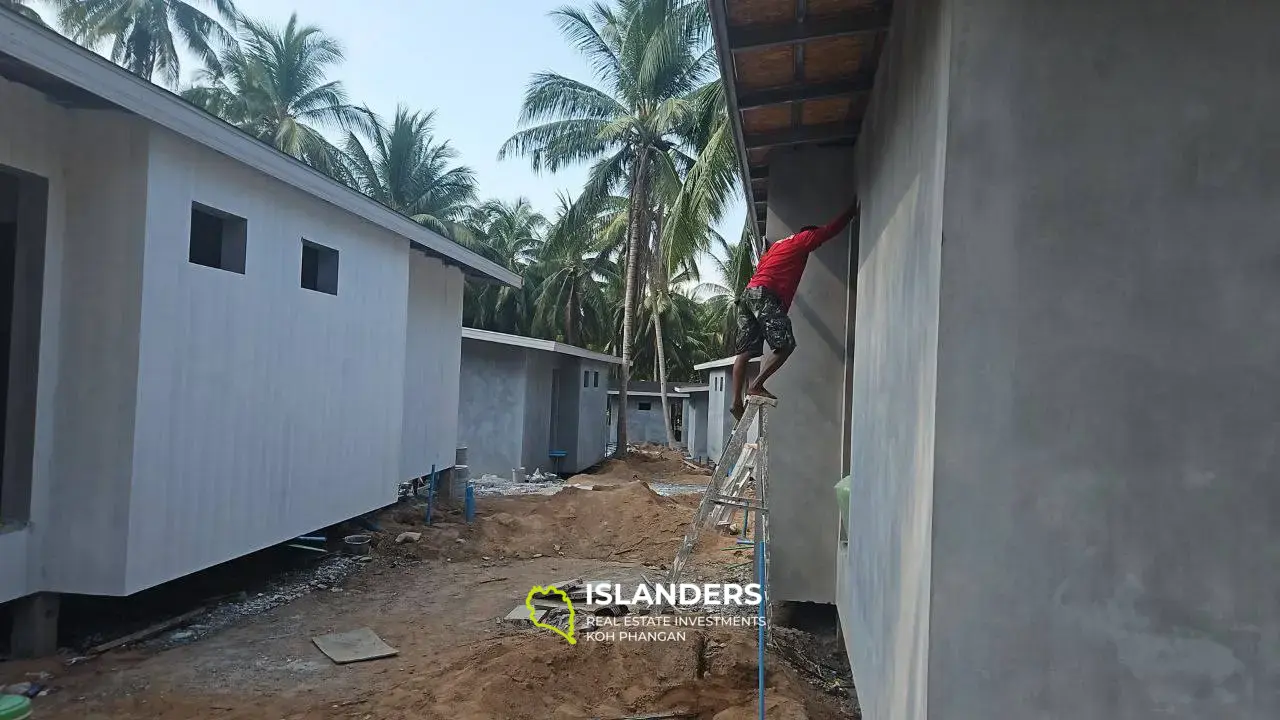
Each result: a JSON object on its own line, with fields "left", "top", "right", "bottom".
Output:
{"left": 0, "top": 13, "right": 520, "bottom": 288}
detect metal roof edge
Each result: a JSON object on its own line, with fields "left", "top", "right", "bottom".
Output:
{"left": 0, "top": 13, "right": 520, "bottom": 288}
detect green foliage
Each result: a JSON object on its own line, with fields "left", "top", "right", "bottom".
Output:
{"left": 56, "top": 0, "right": 237, "bottom": 85}
{"left": 181, "top": 13, "right": 374, "bottom": 180}
{"left": 344, "top": 106, "right": 478, "bottom": 239}
{"left": 2, "top": 0, "right": 45, "bottom": 24}
{"left": 47, "top": 0, "right": 749, "bottom": 393}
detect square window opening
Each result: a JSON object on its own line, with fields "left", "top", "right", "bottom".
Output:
{"left": 301, "top": 239, "right": 339, "bottom": 295}
{"left": 638, "top": 401, "right": 652, "bottom": 411}
{"left": 189, "top": 203, "right": 247, "bottom": 274}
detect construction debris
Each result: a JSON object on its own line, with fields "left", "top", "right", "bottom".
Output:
{"left": 394, "top": 532, "right": 422, "bottom": 544}
{"left": 311, "top": 627, "right": 398, "bottom": 664}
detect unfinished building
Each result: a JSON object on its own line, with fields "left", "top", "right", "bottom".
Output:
{"left": 0, "top": 15, "right": 518, "bottom": 656}
{"left": 709, "top": 0, "right": 1280, "bottom": 716}
{"left": 458, "top": 328, "right": 620, "bottom": 478}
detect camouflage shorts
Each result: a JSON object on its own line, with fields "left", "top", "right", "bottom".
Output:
{"left": 734, "top": 286, "right": 796, "bottom": 357}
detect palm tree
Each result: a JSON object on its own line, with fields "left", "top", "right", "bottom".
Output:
{"left": 461, "top": 198, "right": 547, "bottom": 335}
{"left": 501, "top": 0, "right": 718, "bottom": 457}
{"left": 345, "top": 105, "right": 478, "bottom": 238}
{"left": 56, "top": 0, "right": 237, "bottom": 86}
{"left": 534, "top": 193, "right": 619, "bottom": 346}
{"left": 182, "top": 13, "right": 373, "bottom": 180}
{"left": 2, "top": 0, "right": 44, "bottom": 24}
{"left": 697, "top": 222, "right": 758, "bottom": 356}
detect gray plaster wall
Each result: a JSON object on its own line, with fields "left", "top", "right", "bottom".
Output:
{"left": 520, "top": 350, "right": 556, "bottom": 474}
{"left": 683, "top": 395, "right": 708, "bottom": 460}
{"left": 608, "top": 395, "right": 671, "bottom": 446}
{"left": 568, "top": 360, "right": 609, "bottom": 472}
{"left": 764, "top": 148, "right": 856, "bottom": 606}
{"left": 705, "top": 366, "right": 757, "bottom": 463}
{"left": 458, "top": 339, "right": 526, "bottom": 478}
{"left": 843, "top": 0, "right": 949, "bottom": 715}
{"left": 927, "top": 0, "right": 1280, "bottom": 717}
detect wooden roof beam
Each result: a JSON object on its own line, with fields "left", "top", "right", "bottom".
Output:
{"left": 728, "top": 8, "right": 892, "bottom": 52}
{"left": 737, "top": 75, "right": 875, "bottom": 110}
{"left": 743, "top": 122, "right": 860, "bottom": 150}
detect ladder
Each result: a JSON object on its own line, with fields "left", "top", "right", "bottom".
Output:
{"left": 666, "top": 395, "right": 774, "bottom": 621}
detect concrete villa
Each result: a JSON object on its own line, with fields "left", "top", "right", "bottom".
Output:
{"left": 457, "top": 328, "right": 620, "bottom": 478}
{"left": 0, "top": 14, "right": 519, "bottom": 655}
{"left": 709, "top": 0, "right": 1280, "bottom": 716}
{"left": 607, "top": 381, "right": 690, "bottom": 447}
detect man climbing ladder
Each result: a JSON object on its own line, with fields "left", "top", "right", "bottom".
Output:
{"left": 730, "top": 199, "right": 858, "bottom": 420}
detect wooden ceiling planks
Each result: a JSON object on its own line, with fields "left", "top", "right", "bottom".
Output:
{"left": 802, "top": 35, "right": 871, "bottom": 84}
{"left": 716, "top": 0, "right": 894, "bottom": 234}
{"left": 800, "top": 96, "right": 852, "bottom": 126}
{"left": 742, "top": 104, "right": 794, "bottom": 134}
{"left": 734, "top": 45, "right": 796, "bottom": 90}
{"left": 727, "top": 0, "right": 797, "bottom": 28}
{"left": 806, "top": 0, "right": 880, "bottom": 20}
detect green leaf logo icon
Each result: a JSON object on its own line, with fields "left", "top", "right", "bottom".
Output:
{"left": 526, "top": 585, "right": 576, "bottom": 645}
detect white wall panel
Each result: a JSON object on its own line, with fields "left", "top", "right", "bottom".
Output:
{"left": 125, "top": 128, "right": 410, "bottom": 593}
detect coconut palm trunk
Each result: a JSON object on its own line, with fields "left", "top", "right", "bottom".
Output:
{"left": 651, "top": 210, "right": 678, "bottom": 449}
{"left": 616, "top": 151, "right": 651, "bottom": 458}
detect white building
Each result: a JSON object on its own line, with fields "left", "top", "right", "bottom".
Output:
{"left": 0, "top": 14, "right": 518, "bottom": 654}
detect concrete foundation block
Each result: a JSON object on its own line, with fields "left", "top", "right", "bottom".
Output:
{"left": 10, "top": 592, "right": 58, "bottom": 658}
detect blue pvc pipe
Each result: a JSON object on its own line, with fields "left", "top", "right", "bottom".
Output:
{"left": 756, "top": 517, "right": 766, "bottom": 720}
{"left": 464, "top": 482, "right": 475, "bottom": 524}
{"left": 425, "top": 464, "right": 437, "bottom": 525}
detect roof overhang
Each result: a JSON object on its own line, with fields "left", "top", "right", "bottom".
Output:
{"left": 0, "top": 13, "right": 520, "bottom": 288}
{"left": 673, "top": 385, "right": 710, "bottom": 394}
{"left": 707, "top": 0, "right": 894, "bottom": 237}
{"left": 694, "top": 355, "right": 761, "bottom": 371}
{"left": 462, "top": 327, "right": 623, "bottom": 365}
{"left": 607, "top": 390, "right": 691, "bottom": 399}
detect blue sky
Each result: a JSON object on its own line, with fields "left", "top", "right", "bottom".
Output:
{"left": 35, "top": 0, "right": 744, "bottom": 282}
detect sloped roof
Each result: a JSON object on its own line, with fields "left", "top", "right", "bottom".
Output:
{"left": 462, "top": 327, "right": 623, "bottom": 364}
{"left": 0, "top": 12, "right": 520, "bottom": 287}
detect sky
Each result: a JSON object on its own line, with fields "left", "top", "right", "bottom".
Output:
{"left": 34, "top": 0, "right": 744, "bottom": 282}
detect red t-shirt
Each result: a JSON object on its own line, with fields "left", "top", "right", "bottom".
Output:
{"left": 746, "top": 207, "right": 855, "bottom": 309}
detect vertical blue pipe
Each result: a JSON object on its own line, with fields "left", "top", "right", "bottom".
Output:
{"left": 464, "top": 482, "right": 475, "bottom": 524}
{"left": 756, "top": 508, "right": 766, "bottom": 720}
{"left": 425, "top": 464, "right": 437, "bottom": 526}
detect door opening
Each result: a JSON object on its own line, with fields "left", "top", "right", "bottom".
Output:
{"left": 0, "top": 167, "right": 48, "bottom": 525}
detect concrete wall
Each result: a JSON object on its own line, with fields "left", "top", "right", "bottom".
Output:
{"left": 460, "top": 345, "right": 611, "bottom": 478}
{"left": 682, "top": 395, "right": 708, "bottom": 460}
{"left": 521, "top": 350, "right": 556, "bottom": 474}
{"left": 925, "top": 0, "right": 1280, "bottom": 717}
{"left": 763, "top": 147, "right": 856, "bottom": 606}
{"left": 458, "top": 339, "right": 527, "bottom": 478}
{"left": 564, "top": 359, "right": 609, "bottom": 472}
{"left": 124, "top": 126, "right": 411, "bottom": 593}
{"left": 402, "top": 254, "right": 464, "bottom": 479}
{"left": 842, "top": 0, "right": 949, "bottom": 715}
{"left": 608, "top": 395, "right": 672, "bottom": 446}
{"left": 0, "top": 80, "right": 152, "bottom": 599}
{"left": 705, "top": 366, "right": 759, "bottom": 466}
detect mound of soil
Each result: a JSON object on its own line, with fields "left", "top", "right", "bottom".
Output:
{"left": 401, "top": 629, "right": 842, "bottom": 720}
{"left": 378, "top": 482, "right": 710, "bottom": 566}
{"left": 576, "top": 444, "right": 712, "bottom": 487}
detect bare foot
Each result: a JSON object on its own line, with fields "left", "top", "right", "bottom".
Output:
{"left": 747, "top": 385, "right": 777, "bottom": 401}
{"left": 730, "top": 403, "right": 744, "bottom": 421}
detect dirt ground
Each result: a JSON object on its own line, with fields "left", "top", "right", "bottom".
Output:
{"left": 1, "top": 454, "right": 853, "bottom": 719}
